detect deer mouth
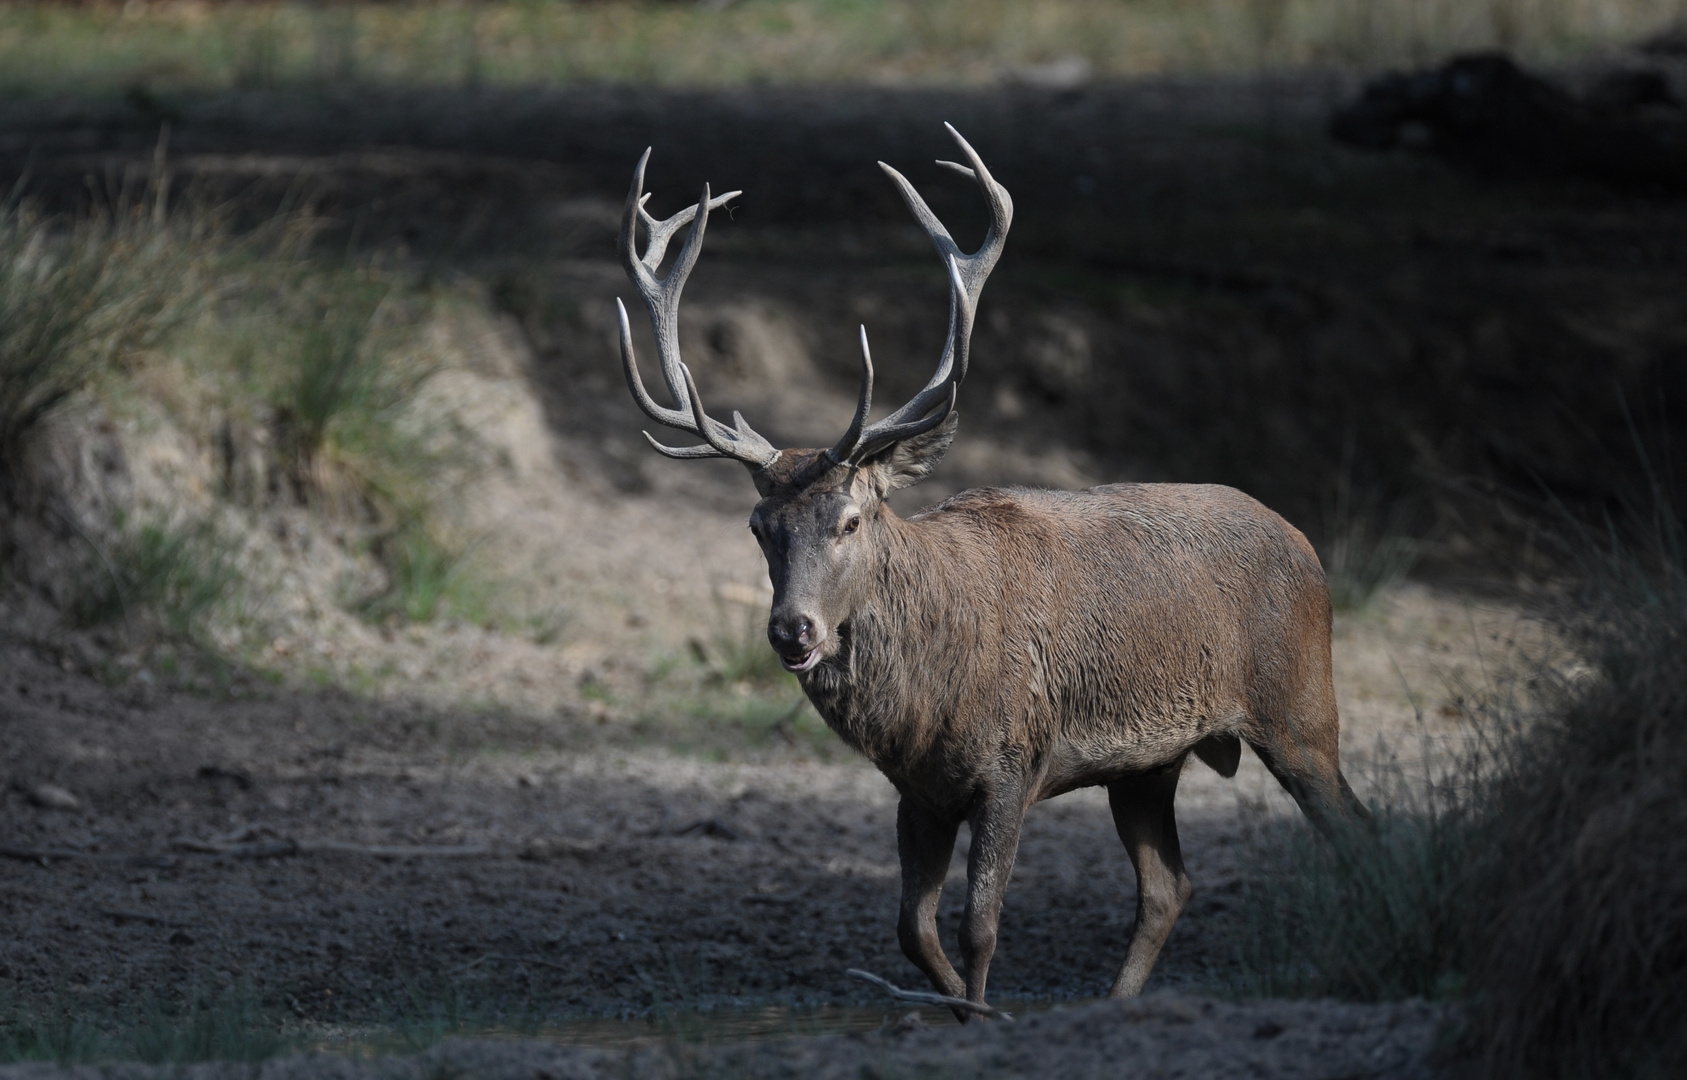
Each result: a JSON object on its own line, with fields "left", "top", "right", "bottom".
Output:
{"left": 781, "top": 647, "right": 822, "bottom": 673}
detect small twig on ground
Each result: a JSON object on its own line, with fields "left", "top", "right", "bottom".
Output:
{"left": 0, "top": 845, "right": 92, "bottom": 864}
{"left": 173, "top": 837, "right": 299, "bottom": 858}
{"left": 846, "top": 968, "right": 1013, "bottom": 1020}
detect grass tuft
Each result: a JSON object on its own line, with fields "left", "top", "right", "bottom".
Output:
{"left": 271, "top": 276, "right": 440, "bottom": 516}
{"left": 1230, "top": 491, "right": 1687, "bottom": 1077}
{"left": 1318, "top": 455, "right": 1420, "bottom": 613}
{"left": 71, "top": 516, "right": 241, "bottom": 643}
{"left": 0, "top": 984, "right": 291, "bottom": 1066}
{"left": 1227, "top": 747, "right": 1481, "bottom": 1001}
{"left": 692, "top": 596, "right": 789, "bottom": 689}
{"left": 131, "top": 986, "right": 292, "bottom": 1065}
{"left": 283, "top": 285, "right": 391, "bottom": 479}
{"left": 1320, "top": 515, "right": 1418, "bottom": 614}
{"left": 0, "top": 990, "right": 101, "bottom": 1064}
{"left": 0, "top": 203, "right": 210, "bottom": 478}
{"left": 357, "top": 518, "right": 489, "bottom": 626}
{"left": 1466, "top": 501, "right": 1687, "bottom": 1079}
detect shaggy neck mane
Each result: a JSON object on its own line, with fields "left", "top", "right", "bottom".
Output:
{"left": 804, "top": 502, "right": 1003, "bottom": 777}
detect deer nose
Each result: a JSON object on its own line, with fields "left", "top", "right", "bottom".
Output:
{"left": 767, "top": 614, "right": 816, "bottom": 654}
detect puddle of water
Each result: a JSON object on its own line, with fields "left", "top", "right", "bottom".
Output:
{"left": 536, "top": 1003, "right": 962, "bottom": 1047}
{"left": 308, "top": 999, "right": 1063, "bottom": 1055}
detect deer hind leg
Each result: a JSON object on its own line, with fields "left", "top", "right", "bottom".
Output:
{"left": 895, "top": 798, "right": 966, "bottom": 1003}
{"left": 1106, "top": 760, "right": 1192, "bottom": 998}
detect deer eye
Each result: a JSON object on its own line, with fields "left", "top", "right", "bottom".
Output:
{"left": 842, "top": 515, "right": 862, "bottom": 536}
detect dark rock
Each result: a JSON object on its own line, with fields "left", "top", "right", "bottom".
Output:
{"left": 1330, "top": 52, "right": 1687, "bottom": 191}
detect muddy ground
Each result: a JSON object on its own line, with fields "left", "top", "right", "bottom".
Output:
{"left": 0, "top": 580, "right": 1521, "bottom": 1070}
{"left": 0, "top": 68, "right": 1648, "bottom": 1073}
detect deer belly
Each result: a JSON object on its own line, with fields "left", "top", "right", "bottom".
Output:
{"left": 1046, "top": 718, "right": 1230, "bottom": 792}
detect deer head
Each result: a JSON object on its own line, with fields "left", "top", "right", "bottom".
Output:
{"left": 615, "top": 124, "right": 1012, "bottom": 672}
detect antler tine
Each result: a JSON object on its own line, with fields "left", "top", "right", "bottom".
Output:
{"left": 636, "top": 190, "right": 740, "bottom": 273}
{"left": 677, "top": 362, "right": 742, "bottom": 457}
{"left": 828, "top": 325, "right": 876, "bottom": 464}
{"left": 877, "top": 123, "right": 1013, "bottom": 302}
{"left": 621, "top": 149, "right": 742, "bottom": 282}
{"left": 936, "top": 121, "right": 1014, "bottom": 285}
{"left": 620, "top": 309, "right": 780, "bottom": 464}
{"left": 838, "top": 126, "right": 1010, "bottom": 464}
{"left": 850, "top": 384, "right": 957, "bottom": 465}
{"left": 845, "top": 257, "right": 971, "bottom": 463}
{"left": 617, "top": 297, "right": 690, "bottom": 432}
{"left": 616, "top": 150, "right": 777, "bottom": 468}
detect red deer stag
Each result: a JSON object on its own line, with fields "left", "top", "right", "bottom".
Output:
{"left": 613, "top": 125, "right": 1369, "bottom": 1013}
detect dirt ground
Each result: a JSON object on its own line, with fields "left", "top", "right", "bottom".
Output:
{"left": 0, "top": 579, "right": 1524, "bottom": 1063}
{"left": 0, "top": 69, "right": 1619, "bottom": 1074}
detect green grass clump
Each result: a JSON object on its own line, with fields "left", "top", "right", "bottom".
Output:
{"left": 693, "top": 597, "right": 790, "bottom": 689}
{"left": 260, "top": 274, "right": 441, "bottom": 515}
{"left": 158, "top": 256, "right": 478, "bottom": 631}
{"left": 130, "top": 988, "right": 291, "bottom": 1065}
{"left": 0, "top": 985, "right": 291, "bottom": 1066}
{"left": 643, "top": 690, "right": 836, "bottom": 762}
{"left": 356, "top": 518, "right": 489, "bottom": 626}
{"left": 70, "top": 516, "right": 241, "bottom": 643}
{"left": 613, "top": 602, "right": 840, "bottom": 761}
{"left": 1321, "top": 522, "right": 1417, "bottom": 613}
{"left": 0, "top": 201, "right": 481, "bottom": 645}
{"left": 0, "top": 990, "right": 101, "bottom": 1064}
{"left": 283, "top": 285, "right": 392, "bottom": 478}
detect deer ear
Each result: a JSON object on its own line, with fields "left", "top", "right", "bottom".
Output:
{"left": 862, "top": 412, "right": 959, "bottom": 493}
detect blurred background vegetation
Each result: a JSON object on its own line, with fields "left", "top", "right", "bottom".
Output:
{"left": 0, "top": 0, "right": 1683, "bottom": 97}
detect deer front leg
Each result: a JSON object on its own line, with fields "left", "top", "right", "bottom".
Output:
{"left": 895, "top": 798, "right": 965, "bottom": 1002}
{"left": 1106, "top": 760, "right": 1192, "bottom": 998}
{"left": 958, "top": 787, "right": 1027, "bottom": 1015}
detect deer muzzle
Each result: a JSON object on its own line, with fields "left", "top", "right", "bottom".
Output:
{"left": 768, "top": 611, "right": 825, "bottom": 673}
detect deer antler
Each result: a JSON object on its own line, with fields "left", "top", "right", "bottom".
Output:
{"left": 616, "top": 148, "right": 780, "bottom": 468}
{"left": 829, "top": 123, "right": 1014, "bottom": 466}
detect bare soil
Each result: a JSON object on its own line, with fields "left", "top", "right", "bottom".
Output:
{"left": 0, "top": 580, "right": 1519, "bottom": 1075}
